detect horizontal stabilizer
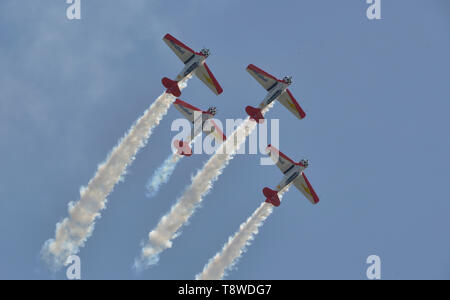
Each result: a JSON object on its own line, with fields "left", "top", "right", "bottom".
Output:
{"left": 162, "top": 77, "right": 181, "bottom": 97}
{"left": 174, "top": 140, "right": 192, "bottom": 157}
{"left": 245, "top": 106, "right": 264, "bottom": 123}
{"left": 263, "top": 187, "right": 280, "bottom": 207}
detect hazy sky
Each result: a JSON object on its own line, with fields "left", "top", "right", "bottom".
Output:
{"left": 0, "top": 0, "right": 449, "bottom": 279}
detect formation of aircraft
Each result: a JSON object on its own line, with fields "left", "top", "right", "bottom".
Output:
{"left": 162, "top": 34, "right": 223, "bottom": 97}
{"left": 162, "top": 33, "right": 319, "bottom": 207}
{"left": 245, "top": 64, "right": 306, "bottom": 123}
{"left": 263, "top": 145, "right": 319, "bottom": 207}
{"left": 173, "top": 99, "right": 226, "bottom": 156}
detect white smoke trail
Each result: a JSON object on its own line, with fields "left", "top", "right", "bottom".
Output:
{"left": 41, "top": 79, "right": 189, "bottom": 270}
{"left": 145, "top": 153, "right": 182, "bottom": 198}
{"left": 145, "top": 134, "right": 197, "bottom": 198}
{"left": 134, "top": 107, "right": 273, "bottom": 270}
{"left": 196, "top": 189, "right": 288, "bottom": 280}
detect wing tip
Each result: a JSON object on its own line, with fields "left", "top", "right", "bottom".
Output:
{"left": 203, "top": 63, "right": 223, "bottom": 95}
{"left": 286, "top": 89, "right": 307, "bottom": 119}
{"left": 246, "top": 64, "right": 281, "bottom": 84}
{"left": 246, "top": 64, "right": 262, "bottom": 74}
{"left": 302, "top": 173, "right": 320, "bottom": 205}
{"left": 267, "top": 145, "right": 298, "bottom": 166}
{"left": 174, "top": 98, "right": 201, "bottom": 112}
{"left": 297, "top": 110, "right": 306, "bottom": 119}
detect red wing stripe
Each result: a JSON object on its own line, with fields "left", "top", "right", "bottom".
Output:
{"left": 211, "top": 120, "right": 227, "bottom": 141}
{"left": 163, "top": 34, "right": 196, "bottom": 55}
{"left": 302, "top": 173, "right": 320, "bottom": 204}
{"left": 266, "top": 144, "right": 298, "bottom": 166}
{"left": 286, "top": 89, "right": 306, "bottom": 119}
{"left": 247, "top": 64, "right": 283, "bottom": 83}
{"left": 174, "top": 99, "right": 202, "bottom": 112}
{"left": 203, "top": 63, "right": 223, "bottom": 95}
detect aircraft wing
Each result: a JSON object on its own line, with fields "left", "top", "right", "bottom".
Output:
{"left": 246, "top": 64, "right": 280, "bottom": 91}
{"left": 293, "top": 173, "right": 320, "bottom": 204}
{"left": 173, "top": 99, "right": 202, "bottom": 123}
{"left": 163, "top": 34, "right": 197, "bottom": 64}
{"left": 266, "top": 144, "right": 297, "bottom": 174}
{"left": 203, "top": 119, "right": 227, "bottom": 143}
{"left": 195, "top": 63, "right": 223, "bottom": 95}
{"left": 278, "top": 89, "right": 306, "bottom": 119}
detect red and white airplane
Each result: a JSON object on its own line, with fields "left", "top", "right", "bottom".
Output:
{"left": 245, "top": 64, "right": 306, "bottom": 123}
{"left": 162, "top": 34, "right": 223, "bottom": 97}
{"left": 173, "top": 99, "right": 226, "bottom": 156}
{"left": 263, "top": 145, "right": 319, "bottom": 207}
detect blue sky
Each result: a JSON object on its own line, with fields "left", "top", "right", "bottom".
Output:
{"left": 0, "top": 0, "right": 449, "bottom": 279}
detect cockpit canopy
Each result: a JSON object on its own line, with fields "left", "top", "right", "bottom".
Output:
{"left": 283, "top": 76, "right": 293, "bottom": 85}
{"left": 207, "top": 106, "right": 217, "bottom": 116}
{"left": 300, "top": 159, "right": 309, "bottom": 168}
{"left": 200, "top": 48, "right": 210, "bottom": 57}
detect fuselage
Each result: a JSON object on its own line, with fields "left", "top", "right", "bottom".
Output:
{"left": 258, "top": 81, "right": 290, "bottom": 109}
{"left": 188, "top": 111, "right": 214, "bottom": 143}
{"left": 276, "top": 164, "right": 306, "bottom": 192}
{"left": 175, "top": 54, "right": 206, "bottom": 81}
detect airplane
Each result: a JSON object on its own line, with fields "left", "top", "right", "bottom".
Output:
{"left": 245, "top": 64, "right": 306, "bottom": 123}
{"left": 262, "top": 144, "right": 319, "bottom": 207}
{"left": 173, "top": 99, "right": 226, "bottom": 156}
{"left": 162, "top": 33, "right": 223, "bottom": 97}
